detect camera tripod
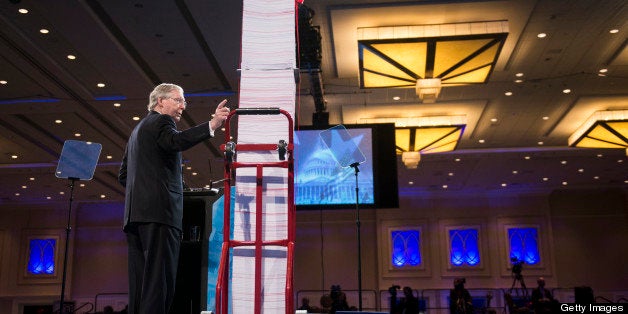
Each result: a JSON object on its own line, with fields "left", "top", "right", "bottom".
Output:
{"left": 509, "top": 272, "right": 528, "bottom": 298}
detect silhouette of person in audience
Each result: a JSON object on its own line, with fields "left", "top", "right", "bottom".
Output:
{"left": 531, "top": 277, "right": 556, "bottom": 314}
{"left": 320, "top": 293, "right": 333, "bottom": 313}
{"left": 330, "top": 285, "right": 350, "bottom": 313}
{"left": 398, "top": 286, "right": 420, "bottom": 314}
{"left": 298, "top": 297, "right": 313, "bottom": 312}
{"left": 450, "top": 278, "right": 473, "bottom": 314}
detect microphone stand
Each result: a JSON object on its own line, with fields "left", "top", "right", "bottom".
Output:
{"left": 350, "top": 162, "right": 362, "bottom": 311}
{"left": 60, "top": 177, "right": 78, "bottom": 314}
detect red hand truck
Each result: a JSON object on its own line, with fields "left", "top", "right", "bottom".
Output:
{"left": 215, "top": 108, "right": 295, "bottom": 314}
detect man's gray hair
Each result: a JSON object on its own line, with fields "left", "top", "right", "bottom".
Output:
{"left": 148, "top": 83, "right": 183, "bottom": 111}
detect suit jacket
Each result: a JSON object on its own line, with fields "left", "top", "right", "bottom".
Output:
{"left": 118, "top": 111, "right": 213, "bottom": 231}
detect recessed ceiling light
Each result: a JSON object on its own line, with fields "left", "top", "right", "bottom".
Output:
{"left": 11, "top": 154, "right": 18, "bottom": 159}
{"left": 21, "top": 185, "right": 27, "bottom": 189}
{"left": 106, "top": 155, "right": 112, "bottom": 159}
{"left": 442, "top": 185, "right": 448, "bottom": 189}
{"left": 618, "top": 159, "right": 624, "bottom": 163}
{"left": 578, "top": 168, "right": 584, "bottom": 173}
{"left": 562, "top": 181, "right": 568, "bottom": 186}
{"left": 593, "top": 176, "right": 600, "bottom": 180}
{"left": 408, "top": 181, "right": 414, "bottom": 185}
{"left": 59, "top": 191, "right": 65, "bottom": 195}
{"left": 609, "top": 29, "right": 619, "bottom": 34}
{"left": 80, "top": 183, "right": 85, "bottom": 187}
{"left": 100, "top": 194, "right": 106, "bottom": 199}
{"left": 537, "top": 33, "right": 547, "bottom": 38}
{"left": 524, "top": 156, "right": 531, "bottom": 160}
{"left": 599, "top": 68, "right": 608, "bottom": 73}
{"left": 114, "top": 103, "right": 121, "bottom": 107}
{"left": 505, "top": 91, "right": 513, "bottom": 96}
{"left": 392, "top": 96, "right": 400, "bottom": 101}
{"left": 74, "top": 133, "right": 81, "bottom": 137}
{"left": 542, "top": 177, "right": 549, "bottom": 181}
{"left": 515, "top": 79, "right": 524, "bottom": 83}
{"left": 478, "top": 139, "right": 485, "bottom": 143}
{"left": 491, "top": 118, "right": 498, "bottom": 122}
{"left": 18, "top": 8, "right": 28, "bottom": 14}
{"left": 512, "top": 170, "right": 518, "bottom": 174}
{"left": 14, "top": 193, "right": 20, "bottom": 196}
{"left": 501, "top": 183, "right": 507, "bottom": 187}
{"left": 186, "top": 166, "right": 192, "bottom": 170}
{"left": 46, "top": 196, "right": 52, "bottom": 200}
{"left": 542, "top": 116, "right": 549, "bottom": 120}
{"left": 455, "top": 158, "right": 461, "bottom": 162}
{"left": 562, "top": 89, "right": 571, "bottom": 94}
{"left": 561, "top": 160, "right": 567, "bottom": 165}
{"left": 67, "top": 55, "right": 76, "bottom": 60}
{"left": 0, "top": 80, "right": 7, "bottom": 84}
{"left": 40, "top": 29, "right": 49, "bottom": 34}
{"left": 597, "top": 154, "right": 603, "bottom": 158}
{"left": 132, "top": 116, "right": 140, "bottom": 121}
{"left": 515, "top": 73, "right": 524, "bottom": 77}
{"left": 55, "top": 119, "right": 62, "bottom": 124}
{"left": 448, "top": 172, "right": 454, "bottom": 176}
{"left": 97, "top": 83, "right": 106, "bottom": 88}
{"left": 29, "top": 177, "right": 35, "bottom": 181}
{"left": 192, "top": 172, "right": 198, "bottom": 176}
{"left": 538, "top": 141, "right": 544, "bottom": 145}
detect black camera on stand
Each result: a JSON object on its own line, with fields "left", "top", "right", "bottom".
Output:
{"left": 511, "top": 257, "right": 523, "bottom": 278}
{"left": 509, "top": 257, "right": 528, "bottom": 298}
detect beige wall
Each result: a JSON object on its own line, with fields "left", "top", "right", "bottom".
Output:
{"left": 0, "top": 188, "right": 626, "bottom": 313}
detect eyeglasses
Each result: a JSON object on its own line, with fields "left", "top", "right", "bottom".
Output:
{"left": 164, "top": 97, "right": 187, "bottom": 107}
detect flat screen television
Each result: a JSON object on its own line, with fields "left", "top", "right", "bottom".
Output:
{"left": 294, "top": 123, "right": 399, "bottom": 209}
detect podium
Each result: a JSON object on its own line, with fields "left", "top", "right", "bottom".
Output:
{"left": 169, "top": 192, "right": 217, "bottom": 314}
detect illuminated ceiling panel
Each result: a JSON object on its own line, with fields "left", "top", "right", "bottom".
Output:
{"left": 359, "top": 33, "right": 507, "bottom": 89}
{"left": 571, "top": 121, "right": 628, "bottom": 148}
{"left": 395, "top": 125, "right": 466, "bottom": 154}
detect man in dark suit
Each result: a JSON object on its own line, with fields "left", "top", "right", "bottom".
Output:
{"left": 118, "top": 83, "right": 229, "bottom": 314}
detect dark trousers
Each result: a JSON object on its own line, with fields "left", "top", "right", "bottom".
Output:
{"left": 126, "top": 223, "right": 181, "bottom": 314}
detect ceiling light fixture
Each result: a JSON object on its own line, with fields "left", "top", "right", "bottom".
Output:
{"left": 568, "top": 110, "right": 628, "bottom": 150}
{"left": 357, "top": 21, "right": 508, "bottom": 103}
{"left": 415, "top": 78, "right": 441, "bottom": 104}
{"left": 362, "top": 115, "right": 466, "bottom": 169}
{"left": 401, "top": 151, "right": 421, "bottom": 169}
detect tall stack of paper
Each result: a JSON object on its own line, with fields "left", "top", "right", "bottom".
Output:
{"left": 232, "top": 0, "right": 296, "bottom": 313}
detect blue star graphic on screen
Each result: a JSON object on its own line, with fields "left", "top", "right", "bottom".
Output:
{"left": 320, "top": 125, "right": 366, "bottom": 168}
